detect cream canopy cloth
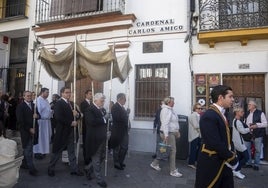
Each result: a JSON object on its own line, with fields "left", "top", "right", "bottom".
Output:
{"left": 39, "top": 41, "right": 132, "bottom": 83}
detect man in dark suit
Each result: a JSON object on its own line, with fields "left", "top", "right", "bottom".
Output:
{"left": 0, "top": 90, "right": 6, "bottom": 124}
{"left": 109, "top": 93, "right": 130, "bottom": 170}
{"left": 195, "top": 85, "right": 238, "bottom": 188}
{"left": 16, "top": 90, "right": 39, "bottom": 176}
{"left": 80, "top": 89, "right": 93, "bottom": 166}
{"left": 48, "top": 87, "right": 83, "bottom": 177}
{"left": 84, "top": 93, "right": 107, "bottom": 188}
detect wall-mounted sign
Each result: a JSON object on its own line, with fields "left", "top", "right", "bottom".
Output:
{"left": 128, "top": 19, "right": 184, "bottom": 36}
{"left": 239, "top": 64, "right": 250, "bottom": 69}
{"left": 143, "top": 41, "right": 163, "bottom": 53}
{"left": 3, "top": 36, "right": 8, "bottom": 44}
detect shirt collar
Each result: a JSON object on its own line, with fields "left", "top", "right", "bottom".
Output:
{"left": 61, "top": 97, "right": 68, "bottom": 103}
{"left": 213, "top": 103, "right": 225, "bottom": 115}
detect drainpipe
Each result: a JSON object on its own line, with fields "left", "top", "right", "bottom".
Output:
{"left": 185, "top": 0, "right": 197, "bottom": 110}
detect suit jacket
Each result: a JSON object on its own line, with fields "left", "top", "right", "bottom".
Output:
{"left": 16, "top": 101, "right": 39, "bottom": 148}
{"left": 85, "top": 103, "right": 107, "bottom": 159}
{"left": 195, "top": 105, "right": 237, "bottom": 188}
{"left": 0, "top": 99, "right": 5, "bottom": 122}
{"left": 52, "top": 98, "right": 79, "bottom": 153}
{"left": 80, "top": 100, "right": 91, "bottom": 139}
{"left": 109, "top": 102, "right": 129, "bottom": 148}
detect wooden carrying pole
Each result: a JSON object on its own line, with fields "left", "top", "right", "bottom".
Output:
{"left": 33, "top": 59, "right": 42, "bottom": 139}
{"left": 73, "top": 39, "right": 78, "bottom": 163}
{"left": 105, "top": 60, "right": 113, "bottom": 176}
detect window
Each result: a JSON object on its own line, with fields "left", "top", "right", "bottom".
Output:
{"left": 5, "top": 0, "right": 26, "bottom": 18}
{"left": 219, "top": 0, "right": 268, "bottom": 29}
{"left": 135, "top": 64, "right": 170, "bottom": 119}
{"left": 50, "top": 0, "right": 103, "bottom": 17}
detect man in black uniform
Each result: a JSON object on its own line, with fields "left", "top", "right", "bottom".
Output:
{"left": 109, "top": 93, "right": 130, "bottom": 170}
{"left": 80, "top": 89, "right": 93, "bottom": 166}
{"left": 195, "top": 85, "right": 238, "bottom": 188}
{"left": 48, "top": 87, "right": 83, "bottom": 177}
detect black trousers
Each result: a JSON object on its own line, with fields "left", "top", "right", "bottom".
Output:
{"left": 113, "top": 132, "right": 129, "bottom": 166}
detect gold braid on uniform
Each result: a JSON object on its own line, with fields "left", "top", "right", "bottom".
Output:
{"left": 207, "top": 105, "right": 235, "bottom": 188}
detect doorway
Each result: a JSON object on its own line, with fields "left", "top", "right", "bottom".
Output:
{"left": 223, "top": 74, "right": 265, "bottom": 111}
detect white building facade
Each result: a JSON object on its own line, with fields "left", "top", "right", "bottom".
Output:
{"left": 1, "top": 0, "right": 267, "bottom": 155}
{"left": 31, "top": 0, "right": 192, "bottom": 153}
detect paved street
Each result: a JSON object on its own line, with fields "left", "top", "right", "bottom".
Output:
{"left": 14, "top": 151, "right": 268, "bottom": 188}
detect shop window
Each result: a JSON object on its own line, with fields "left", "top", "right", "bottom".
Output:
{"left": 135, "top": 64, "right": 170, "bottom": 119}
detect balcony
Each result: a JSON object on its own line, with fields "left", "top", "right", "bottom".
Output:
{"left": 0, "top": 0, "right": 28, "bottom": 22}
{"left": 198, "top": 0, "right": 268, "bottom": 47}
{"left": 35, "top": 0, "right": 125, "bottom": 24}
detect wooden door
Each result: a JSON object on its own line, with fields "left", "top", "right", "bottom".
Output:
{"left": 223, "top": 74, "right": 265, "bottom": 111}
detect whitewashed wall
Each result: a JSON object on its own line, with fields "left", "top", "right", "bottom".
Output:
{"left": 34, "top": 0, "right": 191, "bottom": 152}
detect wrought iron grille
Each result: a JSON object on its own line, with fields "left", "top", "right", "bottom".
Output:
{"left": 0, "top": 0, "right": 26, "bottom": 19}
{"left": 135, "top": 64, "right": 170, "bottom": 119}
{"left": 35, "top": 0, "right": 125, "bottom": 24}
{"left": 199, "top": 0, "right": 268, "bottom": 31}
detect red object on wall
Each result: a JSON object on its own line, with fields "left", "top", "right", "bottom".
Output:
{"left": 3, "top": 36, "right": 8, "bottom": 44}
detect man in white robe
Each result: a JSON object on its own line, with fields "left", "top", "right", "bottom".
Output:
{"left": 33, "top": 88, "right": 52, "bottom": 159}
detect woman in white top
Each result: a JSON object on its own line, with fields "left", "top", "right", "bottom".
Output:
{"left": 232, "top": 107, "right": 250, "bottom": 179}
{"left": 150, "top": 96, "right": 182, "bottom": 177}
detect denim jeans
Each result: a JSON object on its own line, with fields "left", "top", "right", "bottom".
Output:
{"left": 244, "top": 137, "right": 263, "bottom": 166}
{"left": 235, "top": 150, "right": 249, "bottom": 171}
{"left": 188, "top": 137, "right": 201, "bottom": 165}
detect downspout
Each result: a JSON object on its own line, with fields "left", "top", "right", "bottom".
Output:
{"left": 185, "top": 0, "right": 198, "bottom": 109}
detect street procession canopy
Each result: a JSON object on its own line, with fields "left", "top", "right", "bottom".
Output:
{"left": 38, "top": 41, "right": 132, "bottom": 83}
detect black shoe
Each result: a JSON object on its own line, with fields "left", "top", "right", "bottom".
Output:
{"left": 114, "top": 164, "right": 124, "bottom": 170}
{"left": 152, "top": 154, "right": 157, "bottom": 159}
{"left": 97, "top": 181, "right": 107, "bottom": 188}
{"left": 84, "top": 169, "right": 92, "bottom": 180}
{"left": 34, "top": 153, "right": 44, "bottom": 160}
{"left": 253, "top": 166, "right": 259, "bottom": 171}
{"left": 70, "top": 170, "right": 84, "bottom": 176}
{"left": 120, "top": 163, "right": 126, "bottom": 168}
{"left": 20, "top": 163, "right": 29, "bottom": 169}
{"left": 243, "top": 164, "right": 253, "bottom": 168}
{"left": 48, "top": 169, "right": 55, "bottom": 177}
{"left": 29, "top": 168, "right": 38, "bottom": 176}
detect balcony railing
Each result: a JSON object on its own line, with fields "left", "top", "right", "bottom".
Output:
{"left": 0, "top": 0, "right": 27, "bottom": 21}
{"left": 36, "top": 0, "right": 125, "bottom": 24}
{"left": 199, "top": 0, "right": 268, "bottom": 31}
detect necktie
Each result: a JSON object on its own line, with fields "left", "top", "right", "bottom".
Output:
{"left": 28, "top": 103, "right": 32, "bottom": 110}
{"left": 68, "top": 101, "right": 73, "bottom": 110}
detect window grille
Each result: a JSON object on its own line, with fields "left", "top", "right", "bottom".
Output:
{"left": 135, "top": 64, "right": 170, "bottom": 119}
{"left": 199, "top": 0, "right": 268, "bottom": 31}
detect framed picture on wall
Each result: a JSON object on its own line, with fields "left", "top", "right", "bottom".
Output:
{"left": 208, "top": 74, "right": 221, "bottom": 87}
{"left": 196, "top": 85, "right": 206, "bottom": 96}
{"left": 195, "top": 74, "right": 206, "bottom": 85}
{"left": 196, "top": 97, "right": 206, "bottom": 107}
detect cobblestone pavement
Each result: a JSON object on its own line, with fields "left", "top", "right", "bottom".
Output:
{"left": 14, "top": 150, "right": 268, "bottom": 188}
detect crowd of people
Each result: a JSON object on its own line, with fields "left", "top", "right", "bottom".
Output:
{"left": 150, "top": 85, "right": 267, "bottom": 188}
{"left": 0, "top": 87, "right": 131, "bottom": 188}
{"left": 0, "top": 84, "right": 267, "bottom": 188}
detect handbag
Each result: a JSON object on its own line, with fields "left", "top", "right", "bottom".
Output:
{"left": 156, "top": 142, "right": 171, "bottom": 161}
{"left": 234, "top": 119, "right": 252, "bottom": 142}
